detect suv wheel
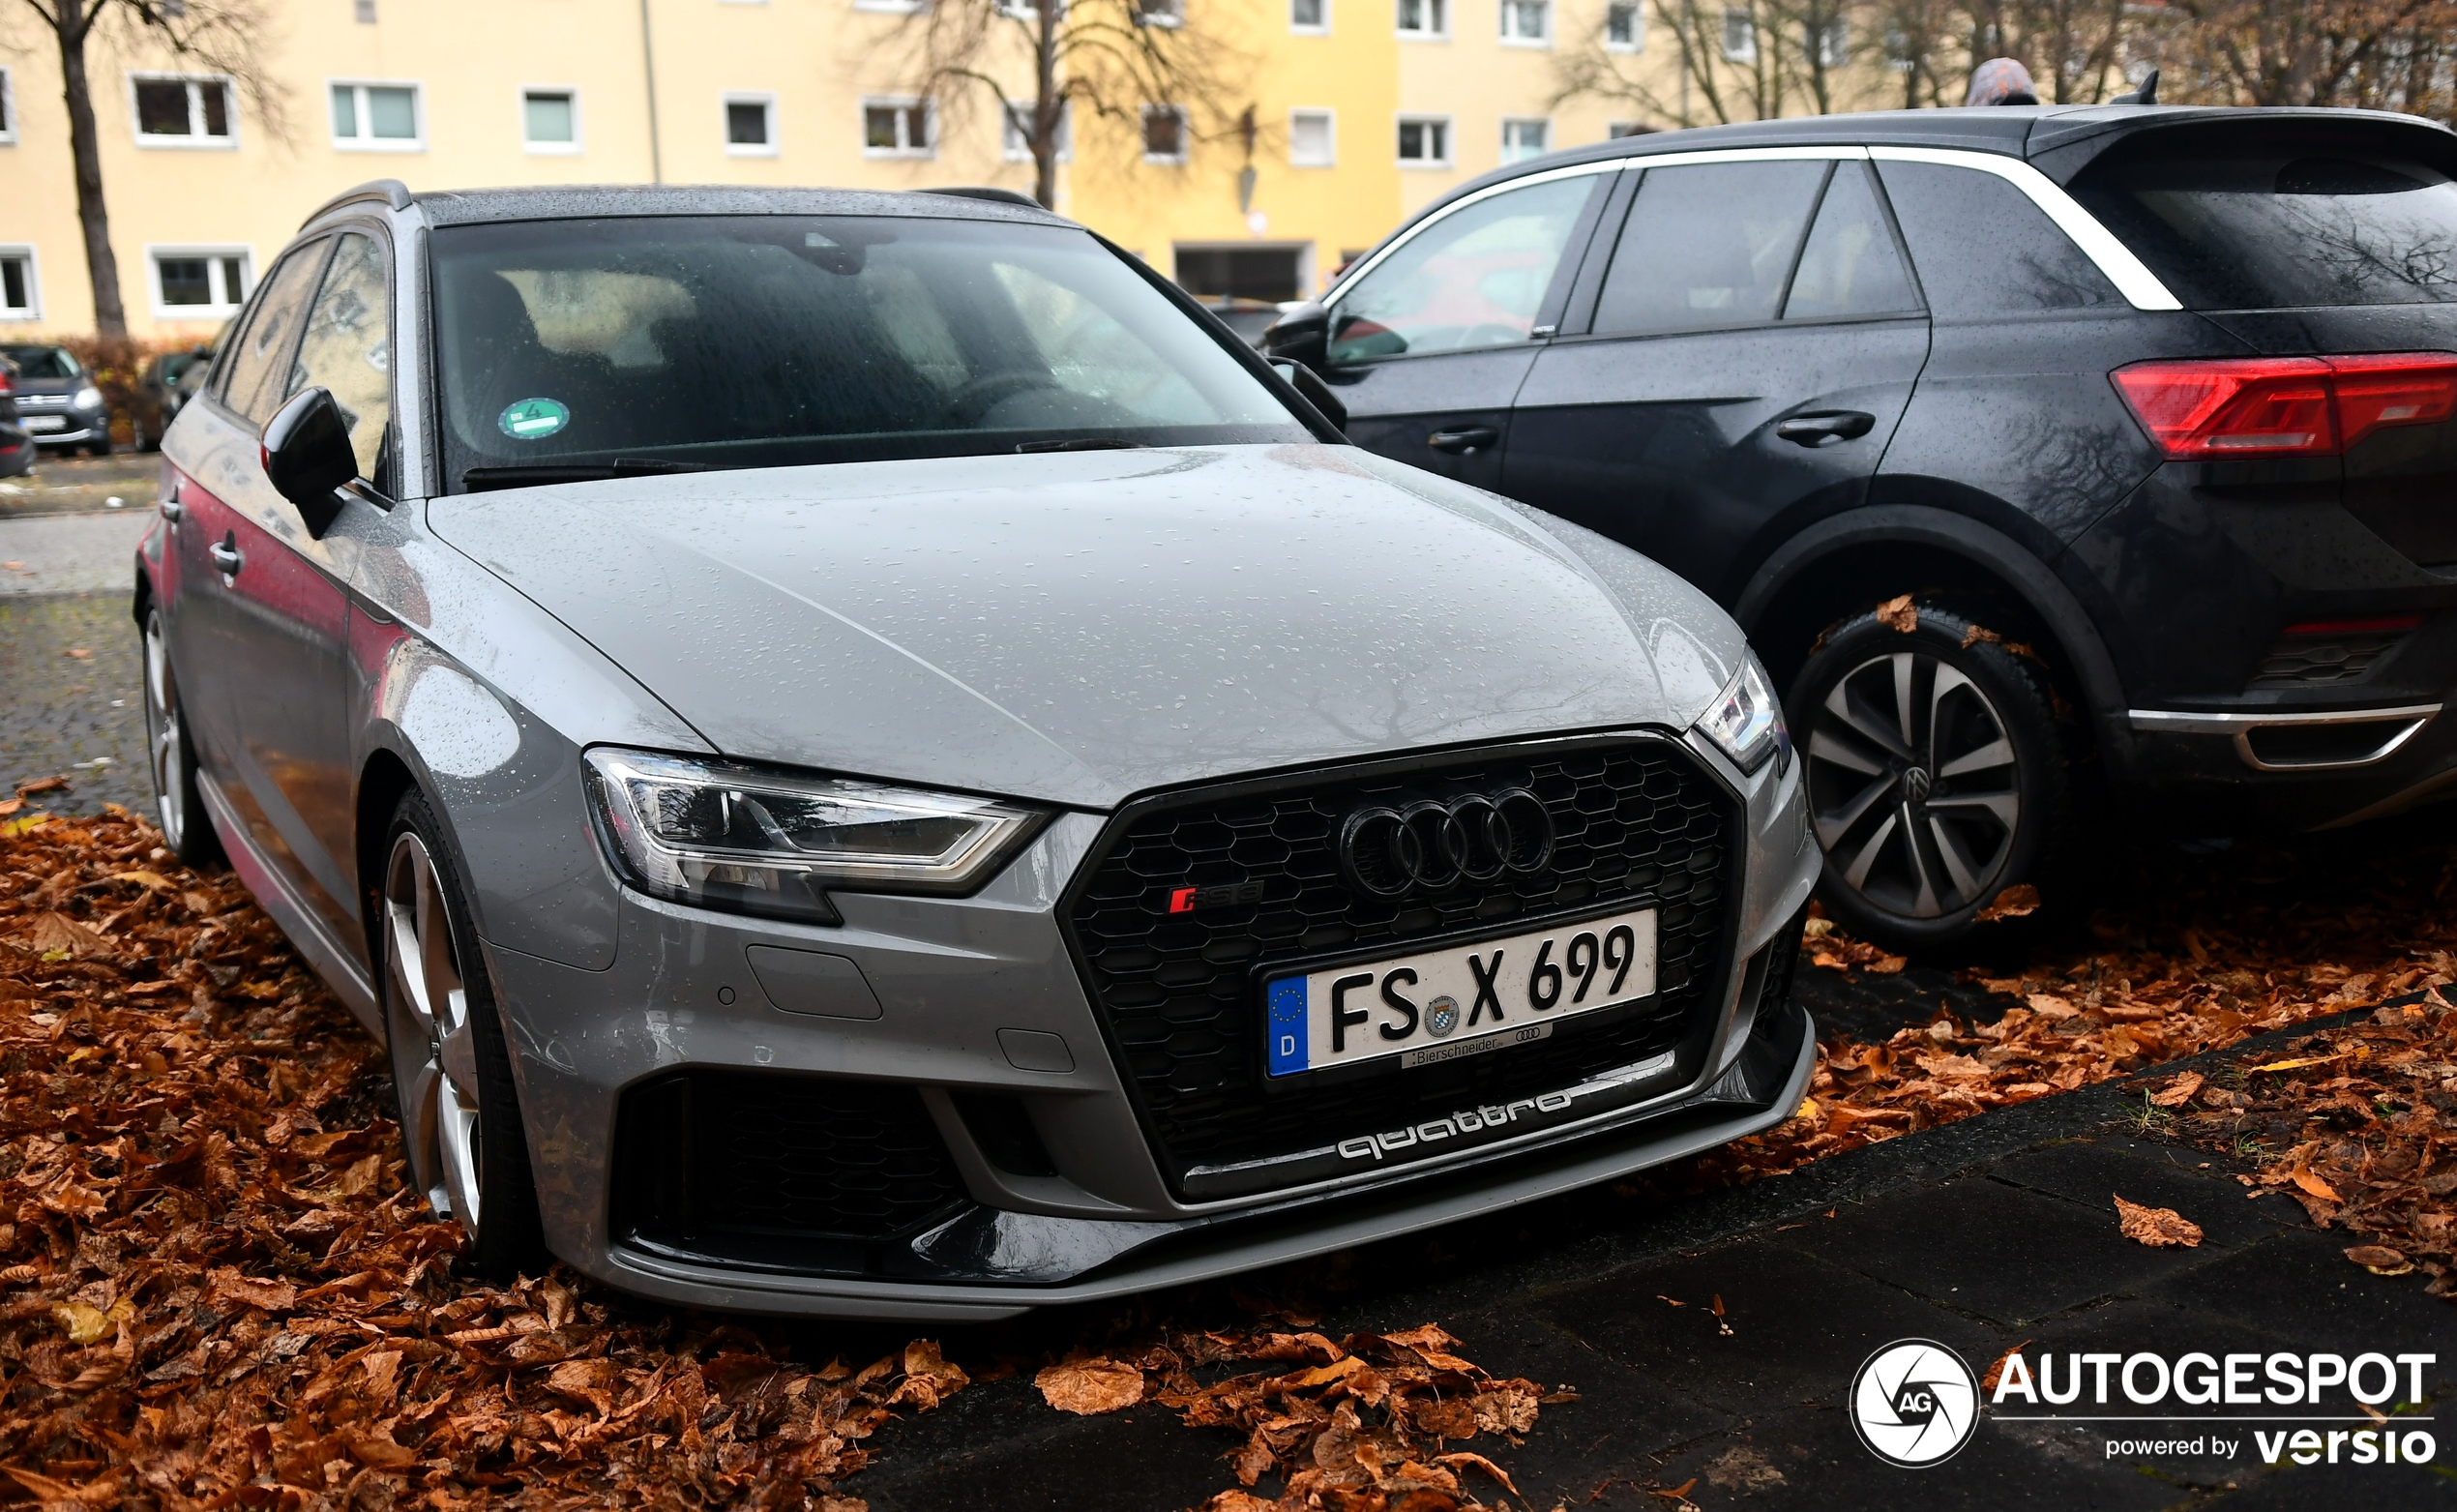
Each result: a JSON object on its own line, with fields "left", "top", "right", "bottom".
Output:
{"left": 1791, "top": 602, "right": 2073, "bottom": 951}
{"left": 380, "top": 789, "right": 547, "bottom": 1278}
{"left": 142, "top": 607, "right": 222, "bottom": 867}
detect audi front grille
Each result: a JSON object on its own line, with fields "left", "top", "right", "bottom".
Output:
{"left": 1059, "top": 733, "right": 1742, "bottom": 1201}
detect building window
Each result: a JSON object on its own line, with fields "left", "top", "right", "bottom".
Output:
{"left": 1605, "top": 1, "right": 1642, "bottom": 49}
{"left": 1002, "top": 101, "right": 1073, "bottom": 162}
{"left": 354, "top": 0, "right": 377, "bottom": 20}
{"left": 523, "top": 89, "right": 579, "bottom": 152}
{"left": 1500, "top": 0, "right": 1550, "bottom": 44}
{"left": 1720, "top": 6, "right": 1755, "bottom": 60}
{"left": 1607, "top": 120, "right": 1655, "bottom": 137}
{"left": 1288, "top": 108, "right": 1335, "bottom": 166}
{"left": 132, "top": 75, "right": 236, "bottom": 147}
{"left": 1396, "top": 0, "right": 1446, "bottom": 36}
{"left": 1291, "top": 0, "right": 1329, "bottom": 30}
{"left": 725, "top": 94, "right": 778, "bottom": 155}
{"left": 1396, "top": 114, "right": 1451, "bottom": 167}
{"left": 1804, "top": 16, "right": 1847, "bottom": 65}
{"left": 1500, "top": 117, "right": 1549, "bottom": 163}
{"left": 1136, "top": 0, "right": 1184, "bottom": 24}
{"left": 863, "top": 97, "right": 933, "bottom": 157}
{"left": 853, "top": 0, "right": 926, "bottom": 12}
{"left": 0, "top": 66, "right": 15, "bottom": 145}
{"left": 1141, "top": 104, "right": 1188, "bottom": 163}
{"left": 148, "top": 247, "right": 251, "bottom": 318}
{"left": 329, "top": 80, "right": 422, "bottom": 149}
{"left": 0, "top": 248, "right": 37, "bottom": 320}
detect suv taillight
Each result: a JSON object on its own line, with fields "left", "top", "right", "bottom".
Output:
{"left": 2112, "top": 353, "right": 2457, "bottom": 460}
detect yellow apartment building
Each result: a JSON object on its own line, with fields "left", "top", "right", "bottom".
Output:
{"left": 0, "top": 0, "right": 1891, "bottom": 341}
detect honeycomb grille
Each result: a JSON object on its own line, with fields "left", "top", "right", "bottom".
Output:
{"left": 1062, "top": 737, "right": 1738, "bottom": 1191}
{"left": 2249, "top": 630, "right": 2406, "bottom": 689}
{"left": 614, "top": 1070, "right": 967, "bottom": 1244}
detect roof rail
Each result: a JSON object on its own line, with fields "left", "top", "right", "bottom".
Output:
{"left": 920, "top": 186, "right": 1044, "bottom": 209}
{"left": 300, "top": 179, "right": 414, "bottom": 228}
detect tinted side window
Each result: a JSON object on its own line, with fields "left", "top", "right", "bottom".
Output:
{"left": 287, "top": 233, "right": 392, "bottom": 479}
{"left": 1590, "top": 161, "right": 1826, "bottom": 337}
{"left": 1876, "top": 161, "right": 2120, "bottom": 317}
{"left": 1327, "top": 175, "right": 1601, "bottom": 364}
{"left": 1784, "top": 162, "right": 1922, "bottom": 320}
{"left": 218, "top": 241, "right": 330, "bottom": 426}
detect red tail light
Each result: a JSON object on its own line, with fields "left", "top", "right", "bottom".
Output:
{"left": 2112, "top": 353, "right": 2457, "bottom": 460}
{"left": 0, "top": 371, "right": 13, "bottom": 395}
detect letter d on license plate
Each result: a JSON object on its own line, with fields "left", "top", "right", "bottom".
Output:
{"left": 1265, "top": 907, "right": 1656, "bottom": 1077}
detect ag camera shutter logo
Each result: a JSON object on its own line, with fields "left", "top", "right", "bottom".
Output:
{"left": 1851, "top": 1339, "right": 1979, "bottom": 1467}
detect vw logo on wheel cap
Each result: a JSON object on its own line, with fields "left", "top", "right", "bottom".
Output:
{"left": 1850, "top": 1339, "right": 1979, "bottom": 1468}
{"left": 1338, "top": 788, "right": 1555, "bottom": 898}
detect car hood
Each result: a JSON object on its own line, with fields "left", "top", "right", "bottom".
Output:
{"left": 428, "top": 445, "right": 1741, "bottom": 809}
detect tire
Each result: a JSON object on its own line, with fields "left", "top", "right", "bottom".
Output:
{"left": 379, "top": 787, "right": 548, "bottom": 1279}
{"left": 141, "top": 606, "right": 223, "bottom": 867}
{"left": 1790, "top": 601, "right": 2076, "bottom": 953}
{"left": 87, "top": 434, "right": 113, "bottom": 458}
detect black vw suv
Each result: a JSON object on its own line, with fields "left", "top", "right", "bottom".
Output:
{"left": 1266, "top": 104, "right": 2457, "bottom": 948}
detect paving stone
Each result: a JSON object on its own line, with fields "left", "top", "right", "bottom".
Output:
{"left": 2136, "top": 1228, "right": 2457, "bottom": 1367}
{"left": 1983, "top": 1135, "right": 2296, "bottom": 1251}
{"left": 857, "top": 1376, "right": 1242, "bottom": 1512}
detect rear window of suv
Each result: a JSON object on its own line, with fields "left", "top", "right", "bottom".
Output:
{"left": 2073, "top": 136, "right": 2457, "bottom": 309}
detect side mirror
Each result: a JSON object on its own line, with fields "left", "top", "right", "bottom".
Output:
{"left": 1270, "top": 358, "right": 1348, "bottom": 434}
{"left": 1260, "top": 301, "right": 1330, "bottom": 372}
{"left": 261, "top": 386, "right": 358, "bottom": 538}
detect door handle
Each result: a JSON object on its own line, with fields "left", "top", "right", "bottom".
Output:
{"left": 158, "top": 496, "right": 183, "bottom": 522}
{"left": 1428, "top": 425, "right": 1500, "bottom": 455}
{"left": 209, "top": 532, "right": 243, "bottom": 579}
{"left": 1776, "top": 411, "right": 1877, "bottom": 448}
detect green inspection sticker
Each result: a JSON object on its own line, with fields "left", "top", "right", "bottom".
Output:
{"left": 498, "top": 397, "right": 570, "bottom": 440}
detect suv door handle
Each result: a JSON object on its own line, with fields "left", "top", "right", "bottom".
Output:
{"left": 1428, "top": 425, "right": 1500, "bottom": 455}
{"left": 158, "top": 496, "right": 183, "bottom": 522}
{"left": 1776, "top": 411, "right": 1877, "bottom": 447}
{"left": 209, "top": 532, "right": 243, "bottom": 578}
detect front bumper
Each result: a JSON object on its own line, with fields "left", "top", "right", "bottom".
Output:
{"left": 480, "top": 727, "right": 1819, "bottom": 1318}
{"left": 18, "top": 406, "right": 108, "bottom": 447}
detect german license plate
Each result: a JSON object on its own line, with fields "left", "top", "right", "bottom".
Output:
{"left": 20, "top": 416, "right": 63, "bottom": 432}
{"left": 1265, "top": 907, "right": 1657, "bottom": 1078}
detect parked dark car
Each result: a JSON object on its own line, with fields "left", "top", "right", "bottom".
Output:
{"left": 1266, "top": 104, "right": 2457, "bottom": 949}
{"left": 0, "top": 343, "right": 112, "bottom": 455}
{"left": 139, "top": 341, "right": 218, "bottom": 452}
{"left": 0, "top": 356, "right": 31, "bottom": 480}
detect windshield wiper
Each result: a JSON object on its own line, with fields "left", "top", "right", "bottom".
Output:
{"left": 1015, "top": 436, "right": 1144, "bottom": 454}
{"left": 460, "top": 457, "right": 713, "bottom": 492}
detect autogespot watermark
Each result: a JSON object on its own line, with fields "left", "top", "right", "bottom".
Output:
{"left": 1852, "top": 1341, "right": 2441, "bottom": 1469}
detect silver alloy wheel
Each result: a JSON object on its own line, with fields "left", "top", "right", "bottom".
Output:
{"left": 1806, "top": 650, "right": 2022, "bottom": 920}
{"left": 385, "top": 832, "right": 486, "bottom": 1236}
{"left": 142, "top": 614, "right": 189, "bottom": 849}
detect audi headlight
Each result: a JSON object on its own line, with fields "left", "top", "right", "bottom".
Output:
{"left": 582, "top": 749, "right": 1047, "bottom": 923}
{"left": 1696, "top": 655, "right": 1790, "bottom": 775}
{"left": 72, "top": 386, "right": 104, "bottom": 411}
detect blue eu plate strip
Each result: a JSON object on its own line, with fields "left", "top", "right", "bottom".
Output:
{"left": 1266, "top": 976, "right": 1309, "bottom": 1077}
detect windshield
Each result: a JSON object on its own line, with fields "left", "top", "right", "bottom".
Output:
{"left": 430, "top": 215, "right": 1310, "bottom": 490}
{"left": 2074, "top": 141, "right": 2457, "bottom": 309}
{"left": 0, "top": 346, "right": 81, "bottom": 380}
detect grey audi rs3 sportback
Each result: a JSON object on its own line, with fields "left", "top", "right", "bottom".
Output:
{"left": 137, "top": 181, "right": 1816, "bottom": 1319}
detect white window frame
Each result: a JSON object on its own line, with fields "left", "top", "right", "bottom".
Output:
{"left": 861, "top": 95, "right": 936, "bottom": 159}
{"left": 0, "top": 67, "right": 17, "bottom": 146}
{"left": 129, "top": 73, "right": 238, "bottom": 150}
{"left": 1289, "top": 0, "right": 1330, "bottom": 33}
{"left": 1498, "top": 0, "right": 1552, "bottom": 46}
{"left": 1805, "top": 16, "right": 1847, "bottom": 66}
{"left": 521, "top": 86, "right": 583, "bottom": 154}
{"left": 1500, "top": 116, "right": 1551, "bottom": 163}
{"left": 1395, "top": 0, "right": 1448, "bottom": 38}
{"left": 145, "top": 245, "right": 253, "bottom": 320}
{"left": 327, "top": 78, "right": 425, "bottom": 152}
{"left": 1720, "top": 6, "right": 1756, "bottom": 61}
{"left": 1288, "top": 107, "right": 1336, "bottom": 167}
{"left": 1140, "top": 104, "right": 1190, "bottom": 164}
{"left": 1396, "top": 113, "right": 1453, "bottom": 168}
{"left": 1135, "top": 0, "right": 1185, "bottom": 26}
{"left": 1604, "top": 0, "right": 1643, "bottom": 51}
{"left": 1001, "top": 100, "right": 1073, "bottom": 163}
{"left": 0, "top": 245, "right": 41, "bottom": 321}
{"left": 724, "top": 91, "right": 779, "bottom": 156}
{"left": 853, "top": 0, "right": 926, "bottom": 12}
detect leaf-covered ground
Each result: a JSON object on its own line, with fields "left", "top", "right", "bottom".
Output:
{"left": 1, "top": 797, "right": 2449, "bottom": 1509}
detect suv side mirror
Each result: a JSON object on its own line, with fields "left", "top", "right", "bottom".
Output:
{"left": 261, "top": 386, "right": 358, "bottom": 538}
{"left": 1270, "top": 358, "right": 1348, "bottom": 434}
{"left": 1261, "top": 301, "right": 1330, "bottom": 372}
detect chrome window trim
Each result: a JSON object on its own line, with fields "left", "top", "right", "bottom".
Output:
{"left": 1867, "top": 145, "right": 2182, "bottom": 312}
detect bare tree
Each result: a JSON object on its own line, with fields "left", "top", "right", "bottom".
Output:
{"left": 1551, "top": 0, "right": 1888, "bottom": 127}
{"left": 885, "top": 0, "right": 1245, "bottom": 211}
{"left": 10, "top": 0, "right": 281, "bottom": 336}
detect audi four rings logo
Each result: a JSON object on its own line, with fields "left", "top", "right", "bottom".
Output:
{"left": 1339, "top": 789, "right": 1555, "bottom": 898}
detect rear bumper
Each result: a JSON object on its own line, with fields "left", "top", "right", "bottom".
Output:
{"left": 2120, "top": 697, "right": 2457, "bottom": 830}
